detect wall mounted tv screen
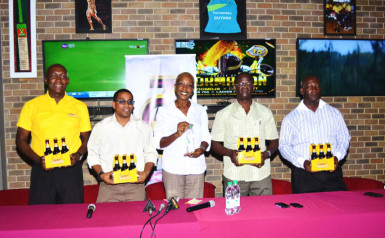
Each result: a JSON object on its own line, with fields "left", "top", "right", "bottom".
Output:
{"left": 297, "top": 38, "right": 385, "bottom": 97}
{"left": 43, "top": 39, "right": 149, "bottom": 99}
{"left": 175, "top": 39, "right": 276, "bottom": 98}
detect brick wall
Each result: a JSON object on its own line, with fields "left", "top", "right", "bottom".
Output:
{"left": 1, "top": 0, "right": 384, "bottom": 196}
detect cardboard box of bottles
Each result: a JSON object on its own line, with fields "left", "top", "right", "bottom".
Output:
{"left": 44, "top": 138, "right": 71, "bottom": 169}
{"left": 237, "top": 137, "right": 261, "bottom": 164}
{"left": 310, "top": 143, "right": 335, "bottom": 172}
{"left": 113, "top": 154, "right": 138, "bottom": 184}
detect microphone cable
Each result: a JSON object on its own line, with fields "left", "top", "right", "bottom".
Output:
{"left": 140, "top": 203, "right": 164, "bottom": 238}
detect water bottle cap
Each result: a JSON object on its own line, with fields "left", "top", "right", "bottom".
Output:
{"left": 227, "top": 181, "right": 232, "bottom": 185}
{"left": 233, "top": 180, "right": 238, "bottom": 184}
{"left": 189, "top": 124, "right": 193, "bottom": 129}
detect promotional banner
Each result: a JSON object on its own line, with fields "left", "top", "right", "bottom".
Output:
{"left": 125, "top": 54, "right": 197, "bottom": 125}
{"left": 175, "top": 39, "right": 276, "bottom": 98}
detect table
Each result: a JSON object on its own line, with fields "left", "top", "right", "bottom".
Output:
{"left": 1, "top": 189, "right": 384, "bottom": 238}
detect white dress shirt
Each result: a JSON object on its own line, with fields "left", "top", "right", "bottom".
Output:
{"left": 87, "top": 114, "right": 158, "bottom": 172}
{"left": 153, "top": 100, "right": 211, "bottom": 175}
{"left": 279, "top": 99, "right": 351, "bottom": 169}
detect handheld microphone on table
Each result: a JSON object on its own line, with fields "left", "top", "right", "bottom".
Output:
{"left": 164, "top": 197, "right": 179, "bottom": 215}
{"left": 143, "top": 199, "right": 156, "bottom": 216}
{"left": 86, "top": 204, "right": 96, "bottom": 218}
{"left": 186, "top": 200, "right": 215, "bottom": 212}
{"left": 157, "top": 203, "right": 165, "bottom": 214}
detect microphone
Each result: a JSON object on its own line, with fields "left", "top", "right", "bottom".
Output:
{"left": 157, "top": 203, "right": 165, "bottom": 214}
{"left": 164, "top": 197, "right": 179, "bottom": 215}
{"left": 143, "top": 199, "right": 156, "bottom": 216}
{"left": 186, "top": 200, "right": 215, "bottom": 212}
{"left": 87, "top": 204, "right": 96, "bottom": 218}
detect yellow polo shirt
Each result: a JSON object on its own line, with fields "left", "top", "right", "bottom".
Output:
{"left": 17, "top": 92, "right": 91, "bottom": 156}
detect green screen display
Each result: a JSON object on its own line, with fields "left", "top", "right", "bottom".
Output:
{"left": 43, "top": 39, "right": 149, "bottom": 98}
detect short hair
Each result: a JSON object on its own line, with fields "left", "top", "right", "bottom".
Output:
{"left": 300, "top": 75, "right": 320, "bottom": 88}
{"left": 46, "top": 64, "right": 68, "bottom": 77}
{"left": 175, "top": 72, "right": 194, "bottom": 84}
{"left": 235, "top": 73, "right": 253, "bottom": 84}
{"left": 113, "top": 89, "right": 133, "bottom": 101}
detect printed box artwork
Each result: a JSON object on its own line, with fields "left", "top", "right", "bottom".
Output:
{"left": 113, "top": 154, "right": 138, "bottom": 184}
{"left": 310, "top": 143, "right": 335, "bottom": 172}
{"left": 44, "top": 138, "right": 71, "bottom": 169}
{"left": 237, "top": 137, "right": 261, "bottom": 164}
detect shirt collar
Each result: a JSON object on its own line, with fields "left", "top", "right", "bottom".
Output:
{"left": 45, "top": 91, "right": 69, "bottom": 103}
{"left": 298, "top": 99, "right": 326, "bottom": 111}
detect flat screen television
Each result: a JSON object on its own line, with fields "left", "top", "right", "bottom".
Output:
{"left": 175, "top": 39, "right": 276, "bottom": 98}
{"left": 43, "top": 39, "right": 149, "bottom": 99}
{"left": 297, "top": 38, "right": 385, "bottom": 97}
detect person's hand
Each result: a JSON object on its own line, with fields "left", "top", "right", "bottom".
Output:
{"left": 40, "top": 156, "right": 53, "bottom": 171}
{"left": 252, "top": 151, "right": 268, "bottom": 168}
{"left": 184, "top": 147, "right": 205, "bottom": 158}
{"left": 304, "top": 160, "right": 314, "bottom": 173}
{"left": 70, "top": 152, "right": 81, "bottom": 166}
{"left": 133, "top": 171, "right": 149, "bottom": 184}
{"left": 330, "top": 156, "right": 339, "bottom": 172}
{"left": 101, "top": 171, "right": 114, "bottom": 185}
{"left": 176, "top": 121, "right": 190, "bottom": 137}
{"left": 230, "top": 150, "right": 243, "bottom": 167}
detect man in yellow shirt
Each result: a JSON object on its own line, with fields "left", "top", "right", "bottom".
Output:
{"left": 16, "top": 64, "right": 91, "bottom": 204}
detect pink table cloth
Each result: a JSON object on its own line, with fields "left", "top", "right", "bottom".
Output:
{"left": 1, "top": 189, "right": 384, "bottom": 237}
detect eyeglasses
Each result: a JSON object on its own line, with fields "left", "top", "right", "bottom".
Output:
{"left": 176, "top": 82, "right": 194, "bottom": 88}
{"left": 236, "top": 83, "right": 254, "bottom": 88}
{"left": 114, "top": 99, "right": 135, "bottom": 105}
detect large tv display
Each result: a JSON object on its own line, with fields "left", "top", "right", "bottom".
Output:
{"left": 297, "top": 38, "right": 385, "bottom": 97}
{"left": 175, "top": 39, "right": 276, "bottom": 98}
{"left": 43, "top": 39, "right": 149, "bottom": 99}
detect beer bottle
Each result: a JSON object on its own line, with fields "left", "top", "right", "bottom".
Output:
{"left": 52, "top": 138, "right": 61, "bottom": 155}
{"left": 129, "top": 154, "right": 136, "bottom": 170}
{"left": 253, "top": 137, "right": 260, "bottom": 152}
{"left": 113, "top": 155, "right": 121, "bottom": 171}
{"left": 326, "top": 143, "right": 333, "bottom": 159}
{"left": 44, "top": 139, "right": 53, "bottom": 156}
{"left": 318, "top": 144, "right": 326, "bottom": 159}
{"left": 245, "top": 137, "right": 253, "bottom": 152}
{"left": 121, "top": 154, "right": 129, "bottom": 171}
{"left": 60, "top": 137, "right": 69, "bottom": 154}
{"left": 238, "top": 138, "right": 245, "bottom": 151}
{"left": 311, "top": 144, "right": 318, "bottom": 160}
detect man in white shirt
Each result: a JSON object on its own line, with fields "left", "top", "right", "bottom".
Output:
{"left": 87, "top": 89, "right": 157, "bottom": 202}
{"left": 211, "top": 73, "right": 279, "bottom": 196}
{"left": 279, "top": 75, "right": 350, "bottom": 193}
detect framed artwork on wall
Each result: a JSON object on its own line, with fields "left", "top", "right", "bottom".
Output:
{"left": 200, "top": 0, "right": 247, "bottom": 39}
{"left": 324, "top": 0, "right": 356, "bottom": 36}
{"left": 8, "top": 0, "right": 37, "bottom": 78}
{"left": 75, "top": 0, "right": 112, "bottom": 33}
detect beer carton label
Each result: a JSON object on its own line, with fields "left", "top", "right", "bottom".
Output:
{"left": 311, "top": 157, "right": 335, "bottom": 172}
{"left": 113, "top": 169, "right": 138, "bottom": 184}
{"left": 45, "top": 153, "right": 71, "bottom": 168}
{"left": 237, "top": 137, "right": 261, "bottom": 164}
{"left": 112, "top": 154, "right": 138, "bottom": 184}
{"left": 310, "top": 143, "right": 334, "bottom": 172}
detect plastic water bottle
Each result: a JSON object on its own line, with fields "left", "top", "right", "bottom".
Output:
{"left": 225, "top": 181, "right": 235, "bottom": 215}
{"left": 186, "top": 124, "right": 195, "bottom": 153}
{"left": 233, "top": 180, "right": 241, "bottom": 213}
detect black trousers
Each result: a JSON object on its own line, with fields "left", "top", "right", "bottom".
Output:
{"left": 291, "top": 166, "right": 347, "bottom": 194}
{"left": 29, "top": 162, "right": 84, "bottom": 205}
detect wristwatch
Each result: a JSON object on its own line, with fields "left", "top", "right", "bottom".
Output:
{"left": 77, "top": 152, "right": 83, "bottom": 160}
{"left": 97, "top": 171, "right": 104, "bottom": 183}
{"left": 265, "top": 150, "right": 271, "bottom": 158}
